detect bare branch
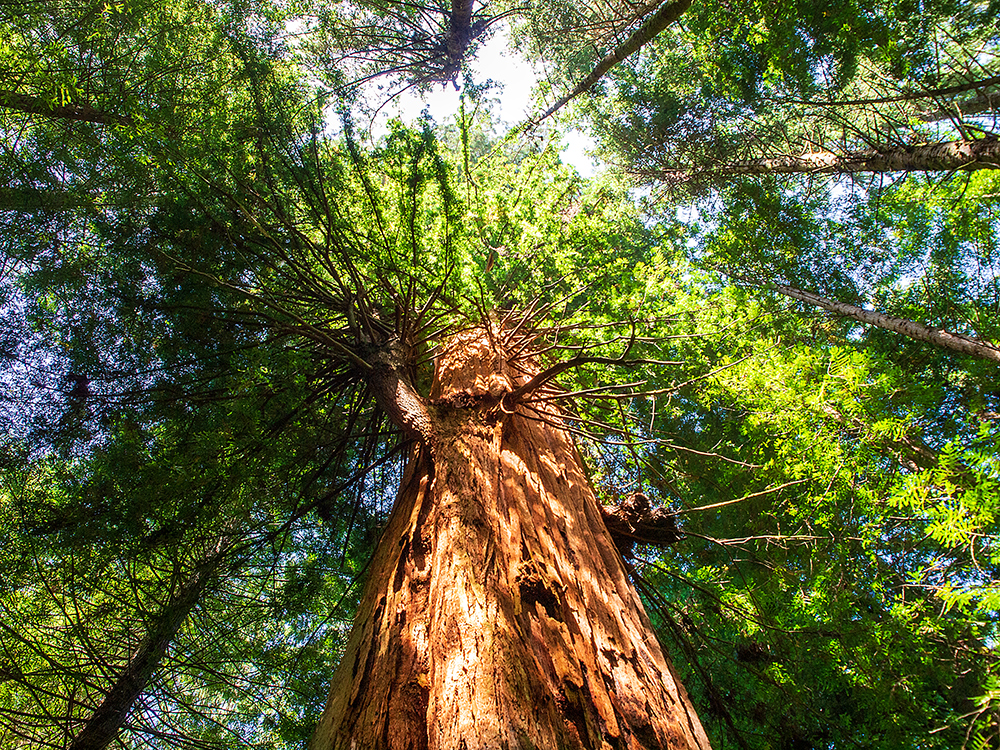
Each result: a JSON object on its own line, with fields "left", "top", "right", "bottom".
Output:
{"left": 505, "top": 354, "right": 682, "bottom": 405}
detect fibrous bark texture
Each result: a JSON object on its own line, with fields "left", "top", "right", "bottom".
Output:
{"left": 310, "top": 330, "right": 709, "bottom": 750}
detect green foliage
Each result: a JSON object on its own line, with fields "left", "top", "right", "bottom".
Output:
{"left": 890, "top": 425, "right": 999, "bottom": 612}
{"left": 620, "top": 316, "right": 998, "bottom": 748}
{"left": 523, "top": 0, "right": 998, "bottom": 193}
{"left": 2, "top": 0, "right": 999, "bottom": 748}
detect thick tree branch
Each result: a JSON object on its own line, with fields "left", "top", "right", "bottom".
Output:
{"left": 366, "top": 339, "right": 435, "bottom": 445}
{"left": 773, "top": 283, "right": 1000, "bottom": 364}
{"left": 532, "top": 0, "right": 692, "bottom": 124}
{"left": 367, "top": 366, "right": 435, "bottom": 444}
{"left": 0, "top": 90, "right": 131, "bottom": 125}
{"left": 648, "top": 138, "right": 1000, "bottom": 182}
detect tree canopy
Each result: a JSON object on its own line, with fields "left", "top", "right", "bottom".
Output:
{"left": 1, "top": 0, "right": 998, "bottom": 748}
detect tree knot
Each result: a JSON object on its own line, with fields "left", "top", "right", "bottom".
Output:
{"left": 600, "top": 492, "right": 683, "bottom": 558}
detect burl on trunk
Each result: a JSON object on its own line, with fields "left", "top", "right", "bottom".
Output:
{"left": 309, "top": 329, "right": 710, "bottom": 750}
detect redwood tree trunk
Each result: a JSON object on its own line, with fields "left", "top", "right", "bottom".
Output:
{"left": 310, "top": 331, "right": 710, "bottom": 750}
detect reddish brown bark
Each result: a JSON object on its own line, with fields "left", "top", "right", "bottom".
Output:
{"left": 310, "top": 330, "right": 710, "bottom": 750}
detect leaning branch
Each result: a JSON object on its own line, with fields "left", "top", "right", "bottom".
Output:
{"left": 69, "top": 539, "right": 230, "bottom": 750}
{"left": 366, "top": 362, "right": 436, "bottom": 446}
{"left": 774, "top": 73, "right": 1000, "bottom": 109}
{"left": 531, "top": 0, "right": 692, "bottom": 124}
{"left": 0, "top": 90, "right": 131, "bottom": 125}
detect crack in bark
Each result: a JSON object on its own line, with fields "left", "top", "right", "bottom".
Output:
{"left": 517, "top": 566, "right": 563, "bottom": 621}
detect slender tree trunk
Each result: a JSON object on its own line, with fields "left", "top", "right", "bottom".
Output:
{"left": 310, "top": 330, "right": 710, "bottom": 750}
{"left": 917, "top": 91, "right": 999, "bottom": 122}
{"left": 68, "top": 538, "right": 229, "bottom": 750}
{"left": 777, "top": 74, "right": 1000, "bottom": 109}
{"left": 651, "top": 139, "right": 1000, "bottom": 183}
{"left": 774, "top": 283, "right": 1000, "bottom": 363}
{"left": 534, "top": 0, "right": 692, "bottom": 123}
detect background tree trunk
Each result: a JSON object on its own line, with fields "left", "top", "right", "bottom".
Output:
{"left": 445, "top": 0, "right": 475, "bottom": 70}
{"left": 0, "top": 90, "right": 130, "bottom": 124}
{"left": 535, "top": 0, "right": 692, "bottom": 123}
{"left": 69, "top": 538, "right": 230, "bottom": 750}
{"left": 773, "top": 283, "right": 1000, "bottom": 363}
{"left": 651, "top": 139, "right": 1000, "bottom": 183}
{"left": 309, "top": 331, "right": 710, "bottom": 750}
